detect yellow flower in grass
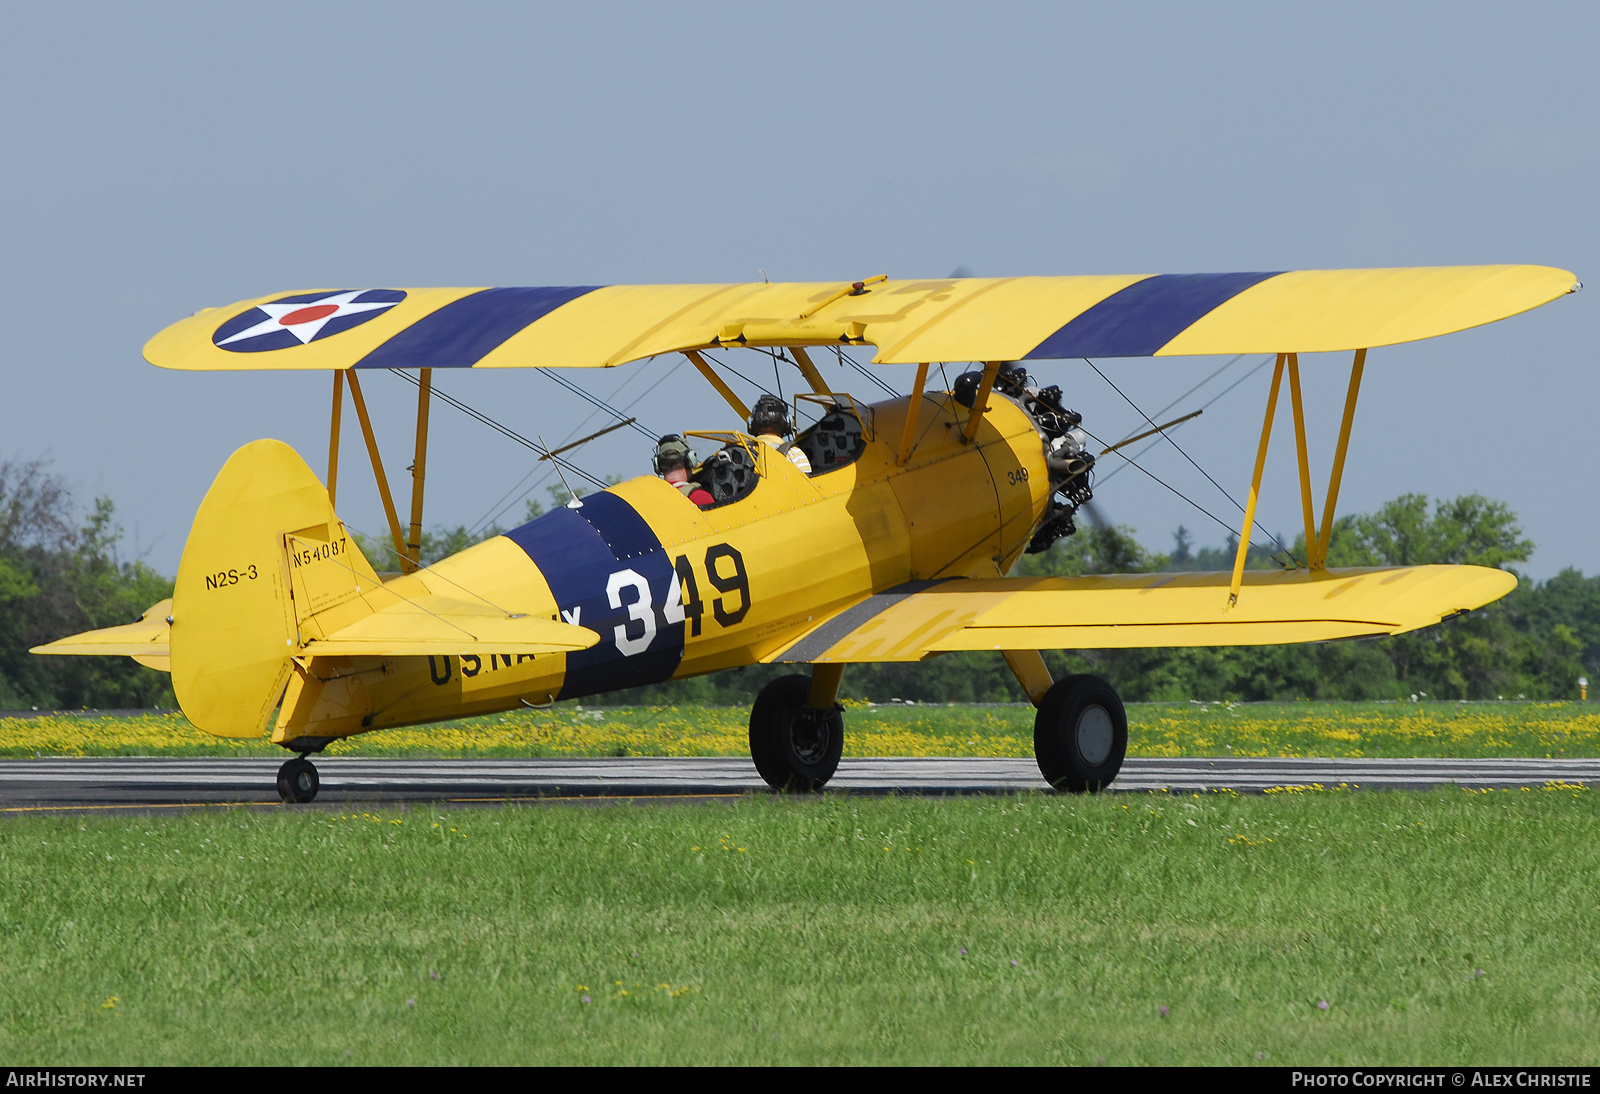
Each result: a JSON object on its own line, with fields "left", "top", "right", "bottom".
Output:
{"left": 7, "top": 700, "right": 1598, "bottom": 761}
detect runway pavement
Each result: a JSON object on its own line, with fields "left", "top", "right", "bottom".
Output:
{"left": 0, "top": 755, "right": 1594, "bottom": 811}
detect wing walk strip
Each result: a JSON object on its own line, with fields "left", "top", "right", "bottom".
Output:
{"left": 0, "top": 758, "right": 1593, "bottom": 810}
{"left": 776, "top": 580, "right": 954, "bottom": 663}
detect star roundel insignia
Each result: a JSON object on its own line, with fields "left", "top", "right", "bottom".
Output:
{"left": 212, "top": 289, "right": 407, "bottom": 352}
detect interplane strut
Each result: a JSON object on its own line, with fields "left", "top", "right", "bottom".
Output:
{"left": 1228, "top": 348, "right": 1368, "bottom": 604}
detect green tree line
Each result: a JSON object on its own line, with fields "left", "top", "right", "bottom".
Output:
{"left": 3, "top": 462, "right": 1595, "bottom": 710}
{"left": 0, "top": 461, "right": 173, "bottom": 709}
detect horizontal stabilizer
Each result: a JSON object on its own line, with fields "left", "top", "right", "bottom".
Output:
{"left": 304, "top": 593, "right": 598, "bottom": 656}
{"left": 30, "top": 599, "right": 173, "bottom": 671}
{"left": 772, "top": 565, "right": 1517, "bottom": 663}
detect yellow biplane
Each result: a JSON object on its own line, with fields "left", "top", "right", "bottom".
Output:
{"left": 33, "top": 266, "right": 1578, "bottom": 801}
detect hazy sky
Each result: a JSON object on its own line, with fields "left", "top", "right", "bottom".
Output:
{"left": 3, "top": 2, "right": 1594, "bottom": 578}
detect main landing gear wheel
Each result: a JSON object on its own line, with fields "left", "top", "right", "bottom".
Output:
{"left": 1033, "top": 674, "right": 1127, "bottom": 793}
{"left": 277, "top": 756, "right": 320, "bottom": 803}
{"left": 749, "top": 674, "right": 844, "bottom": 792}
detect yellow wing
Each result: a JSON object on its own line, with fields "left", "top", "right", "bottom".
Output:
{"left": 768, "top": 565, "right": 1517, "bottom": 663}
{"left": 143, "top": 266, "right": 1578, "bottom": 372}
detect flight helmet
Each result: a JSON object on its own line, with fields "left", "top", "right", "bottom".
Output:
{"left": 652, "top": 434, "right": 696, "bottom": 475}
{"left": 748, "top": 394, "right": 791, "bottom": 437}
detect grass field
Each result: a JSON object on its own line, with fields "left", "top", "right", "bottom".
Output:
{"left": 1, "top": 787, "right": 1596, "bottom": 1065}
{"left": 2, "top": 700, "right": 1596, "bottom": 760}
{"left": 4, "top": 702, "right": 1597, "bottom": 1064}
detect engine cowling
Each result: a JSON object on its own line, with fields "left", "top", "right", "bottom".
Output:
{"left": 953, "top": 364, "right": 1095, "bottom": 555}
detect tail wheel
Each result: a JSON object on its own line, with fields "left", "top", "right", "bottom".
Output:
{"left": 749, "top": 674, "right": 844, "bottom": 792}
{"left": 1033, "top": 674, "right": 1127, "bottom": 793}
{"left": 277, "top": 757, "right": 320, "bottom": 803}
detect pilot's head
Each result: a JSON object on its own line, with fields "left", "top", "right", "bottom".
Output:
{"left": 652, "top": 434, "right": 696, "bottom": 478}
{"left": 748, "top": 394, "right": 792, "bottom": 438}
{"left": 652, "top": 435, "right": 697, "bottom": 479}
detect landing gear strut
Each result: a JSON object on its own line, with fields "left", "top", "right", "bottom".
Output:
{"left": 277, "top": 756, "right": 320, "bottom": 803}
{"left": 1033, "top": 674, "right": 1127, "bottom": 792}
{"left": 749, "top": 674, "right": 844, "bottom": 791}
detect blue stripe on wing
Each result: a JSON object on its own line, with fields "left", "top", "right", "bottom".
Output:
{"left": 354, "top": 285, "right": 601, "bottom": 369}
{"left": 1025, "top": 272, "right": 1282, "bottom": 359}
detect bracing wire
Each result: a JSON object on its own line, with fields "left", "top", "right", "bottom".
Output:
{"left": 1096, "top": 355, "right": 1275, "bottom": 486}
{"left": 386, "top": 369, "right": 608, "bottom": 489}
{"left": 1084, "top": 358, "right": 1296, "bottom": 563}
{"left": 469, "top": 359, "right": 686, "bottom": 535}
{"left": 741, "top": 347, "right": 826, "bottom": 424}
{"left": 736, "top": 342, "right": 901, "bottom": 401}
{"left": 1105, "top": 354, "right": 1243, "bottom": 448}
{"left": 707, "top": 351, "right": 780, "bottom": 402}
{"left": 832, "top": 345, "right": 900, "bottom": 398}
{"left": 533, "top": 367, "right": 658, "bottom": 441}
{"left": 1074, "top": 425, "right": 1275, "bottom": 556}
{"left": 544, "top": 354, "right": 659, "bottom": 446}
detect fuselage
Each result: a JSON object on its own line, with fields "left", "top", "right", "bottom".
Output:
{"left": 272, "top": 388, "right": 1053, "bottom": 746}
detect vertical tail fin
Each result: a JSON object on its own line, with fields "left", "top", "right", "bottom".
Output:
{"left": 171, "top": 439, "right": 379, "bottom": 738}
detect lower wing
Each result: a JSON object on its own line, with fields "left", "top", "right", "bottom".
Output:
{"left": 769, "top": 565, "right": 1516, "bottom": 663}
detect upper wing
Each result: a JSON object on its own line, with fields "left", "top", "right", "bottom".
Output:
{"left": 767, "top": 565, "right": 1517, "bottom": 663}
{"left": 144, "top": 266, "right": 1577, "bottom": 372}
